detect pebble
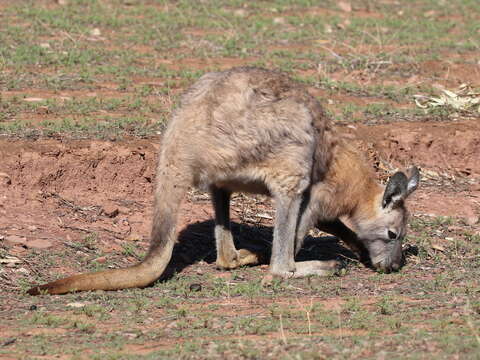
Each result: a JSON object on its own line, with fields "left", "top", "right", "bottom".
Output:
{"left": 67, "top": 302, "right": 86, "bottom": 308}
{"left": 5, "top": 235, "right": 27, "bottom": 246}
{"left": 0, "top": 172, "right": 11, "bottom": 186}
{"left": 27, "top": 239, "right": 53, "bottom": 249}
{"left": 23, "top": 97, "right": 45, "bottom": 102}
{"left": 233, "top": 9, "right": 247, "bottom": 17}
{"left": 36, "top": 106, "right": 49, "bottom": 115}
{"left": 126, "top": 233, "right": 142, "bottom": 242}
{"left": 465, "top": 215, "right": 479, "bottom": 226}
{"left": 0, "top": 256, "right": 21, "bottom": 266}
{"left": 90, "top": 28, "right": 101, "bottom": 36}
{"left": 16, "top": 267, "right": 29, "bottom": 275}
{"left": 261, "top": 274, "right": 273, "bottom": 287}
{"left": 102, "top": 205, "right": 119, "bottom": 218}
{"left": 189, "top": 283, "right": 202, "bottom": 292}
{"left": 94, "top": 256, "right": 108, "bottom": 264}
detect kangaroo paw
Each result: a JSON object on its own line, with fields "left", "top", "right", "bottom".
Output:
{"left": 216, "top": 249, "right": 262, "bottom": 269}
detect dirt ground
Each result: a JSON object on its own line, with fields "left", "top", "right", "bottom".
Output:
{"left": 0, "top": 1, "right": 479, "bottom": 359}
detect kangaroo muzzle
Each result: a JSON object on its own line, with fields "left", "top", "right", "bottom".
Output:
{"left": 370, "top": 239, "right": 403, "bottom": 273}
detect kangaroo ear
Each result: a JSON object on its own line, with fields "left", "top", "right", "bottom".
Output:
{"left": 405, "top": 166, "right": 420, "bottom": 197}
{"left": 382, "top": 172, "right": 408, "bottom": 208}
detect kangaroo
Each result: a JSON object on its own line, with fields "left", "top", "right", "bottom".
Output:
{"left": 28, "top": 67, "right": 419, "bottom": 295}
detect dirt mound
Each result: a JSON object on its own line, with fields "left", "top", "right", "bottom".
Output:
{"left": 0, "top": 139, "right": 159, "bottom": 200}
{"left": 355, "top": 119, "right": 480, "bottom": 178}
{"left": 2, "top": 120, "right": 478, "bottom": 201}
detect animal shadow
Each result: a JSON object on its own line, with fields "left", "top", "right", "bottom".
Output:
{"left": 161, "top": 220, "right": 359, "bottom": 279}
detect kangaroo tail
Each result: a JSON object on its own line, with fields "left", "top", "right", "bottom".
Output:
{"left": 28, "top": 160, "right": 190, "bottom": 295}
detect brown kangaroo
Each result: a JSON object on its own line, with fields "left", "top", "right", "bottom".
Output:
{"left": 28, "top": 67, "right": 419, "bottom": 295}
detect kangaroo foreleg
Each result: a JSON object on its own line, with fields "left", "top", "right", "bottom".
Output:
{"left": 270, "top": 194, "right": 339, "bottom": 278}
{"left": 211, "top": 186, "right": 260, "bottom": 269}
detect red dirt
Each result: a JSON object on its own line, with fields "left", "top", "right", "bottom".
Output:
{"left": 0, "top": 119, "right": 478, "bottom": 259}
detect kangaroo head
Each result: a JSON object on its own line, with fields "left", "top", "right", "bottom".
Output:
{"left": 350, "top": 167, "right": 420, "bottom": 272}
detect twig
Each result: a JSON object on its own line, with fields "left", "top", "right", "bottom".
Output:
{"left": 465, "top": 298, "right": 480, "bottom": 346}
{"left": 60, "top": 225, "right": 91, "bottom": 233}
{"left": 279, "top": 314, "right": 287, "bottom": 345}
{"left": 337, "top": 253, "right": 360, "bottom": 263}
{"left": 296, "top": 297, "right": 313, "bottom": 336}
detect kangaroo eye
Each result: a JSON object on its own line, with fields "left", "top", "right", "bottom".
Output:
{"left": 388, "top": 230, "right": 397, "bottom": 240}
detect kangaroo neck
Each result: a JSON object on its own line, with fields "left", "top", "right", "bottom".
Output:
{"left": 311, "top": 139, "right": 382, "bottom": 221}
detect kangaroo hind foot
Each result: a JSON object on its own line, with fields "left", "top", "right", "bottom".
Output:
{"left": 271, "top": 260, "right": 340, "bottom": 278}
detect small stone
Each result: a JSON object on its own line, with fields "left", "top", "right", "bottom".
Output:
{"left": 16, "top": 267, "right": 29, "bottom": 275}
{"left": 338, "top": 1, "right": 352, "bottom": 12}
{"left": 27, "top": 225, "right": 38, "bottom": 232}
{"left": 0, "top": 173, "right": 11, "bottom": 186}
{"left": 23, "top": 97, "right": 45, "bottom": 103}
{"left": 26, "top": 239, "right": 53, "bottom": 249}
{"left": 94, "top": 256, "right": 107, "bottom": 264}
{"left": 166, "top": 321, "right": 177, "bottom": 330}
{"left": 29, "top": 304, "right": 38, "bottom": 311}
{"left": 189, "top": 283, "right": 202, "bottom": 292}
{"left": 5, "top": 235, "right": 27, "bottom": 246}
{"left": 118, "top": 206, "right": 130, "bottom": 215}
{"left": 0, "top": 256, "right": 21, "bottom": 265}
{"left": 233, "top": 9, "right": 247, "bottom": 17}
{"left": 39, "top": 43, "right": 51, "bottom": 49}
{"left": 102, "top": 205, "right": 119, "bottom": 218}
{"left": 465, "top": 215, "right": 479, "bottom": 226}
{"left": 36, "top": 106, "right": 49, "bottom": 115}
{"left": 126, "top": 233, "right": 142, "bottom": 242}
{"left": 67, "top": 302, "right": 86, "bottom": 308}
{"left": 273, "top": 17, "right": 285, "bottom": 24}
{"left": 261, "top": 274, "right": 274, "bottom": 287}
{"left": 90, "top": 28, "right": 101, "bottom": 36}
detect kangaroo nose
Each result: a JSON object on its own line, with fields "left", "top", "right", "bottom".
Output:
{"left": 390, "top": 261, "right": 401, "bottom": 271}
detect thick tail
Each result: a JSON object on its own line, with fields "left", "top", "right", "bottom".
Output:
{"left": 28, "top": 162, "right": 190, "bottom": 295}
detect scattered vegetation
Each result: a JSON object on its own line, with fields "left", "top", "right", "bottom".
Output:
{"left": 0, "top": 0, "right": 479, "bottom": 359}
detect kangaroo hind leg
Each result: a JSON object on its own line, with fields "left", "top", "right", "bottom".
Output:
{"left": 211, "top": 186, "right": 260, "bottom": 269}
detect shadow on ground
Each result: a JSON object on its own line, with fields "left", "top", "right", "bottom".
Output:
{"left": 161, "top": 220, "right": 359, "bottom": 279}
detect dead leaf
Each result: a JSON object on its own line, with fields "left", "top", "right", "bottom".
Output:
{"left": 414, "top": 84, "right": 480, "bottom": 113}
